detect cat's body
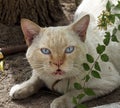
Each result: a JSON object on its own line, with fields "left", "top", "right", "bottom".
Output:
{"left": 75, "top": 0, "right": 120, "bottom": 73}
{"left": 10, "top": 0, "right": 120, "bottom": 108}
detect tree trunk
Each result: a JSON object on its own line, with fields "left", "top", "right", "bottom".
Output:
{"left": 0, "top": 0, "right": 69, "bottom": 26}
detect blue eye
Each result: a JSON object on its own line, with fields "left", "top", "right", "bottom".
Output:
{"left": 65, "top": 46, "right": 74, "bottom": 53}
{"left": 41, "top": 48, "right": 51, "bottom": 54}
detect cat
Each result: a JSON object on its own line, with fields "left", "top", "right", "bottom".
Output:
{"left": 10, "top": 0, "right": 120, "bottom": 108}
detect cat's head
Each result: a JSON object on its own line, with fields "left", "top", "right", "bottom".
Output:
{"left": 21, "top": 15, "right": 90, "bottom": 79}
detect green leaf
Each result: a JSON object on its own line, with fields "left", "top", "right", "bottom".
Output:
{"left": 84, "top": 88, "right": 96, "bottom": 96}
{"left": 83, "top": 63, "right": 90, "bottom": 71}
{"left": 76, "top": 104, "right": 87, "bottom": 108}
{"left": 77, "top": 94, "right": 85, "bottom": 100}
{"left": 94, "top": 62, "right": 101, "bottom": 71}
{"left": 115, "top": 1, "right": 120, "bottom": 9}
{"left": 112, "top": 28, "right": 117, "bottom": 35}
{"left": 108, "top": 14, "right": 115, "bottom": 24}
{"left": 86, "top": 54, "right": 94, "bottom": 63}
{"left": 106, "top": 0, "right": 112, "bottom": 11}
{"left": 72, "top": 96, "right": 77, "bottom": 105}
{"left": 101, "top": 54, "right": 109, "bottom": 62}
{"left": 118, "top": 25, "right": 120, "bottom": 30}
{"left": 111, "top": 34, "right": 119, "bottom": 42}
{"left": 85, "top": 75, "right": 90, "bottom": 82}
{"left": 115, "top": 14, "right": 120, "bottom": 19}
{"left": 91, "top": 70, "right": 101, "bottom": 79}
{"left": 96, "top": 44, "right": 106, "bottom": 54}
{"left": 103, "top": 32, "right": 110, "bottom": 46}
{"left": 74, "top": 83, "right": 82, "bottom": 90}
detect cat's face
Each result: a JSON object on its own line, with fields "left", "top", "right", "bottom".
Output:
{"left": 21, "top": 15, "right": 90, "bottom": 79}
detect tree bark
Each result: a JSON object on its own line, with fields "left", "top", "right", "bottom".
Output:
{"left": 0, "top": 0, "right": 69, "bottom": 26}
{"left": 0, "top": 0, "right": 70, "bottom": 56}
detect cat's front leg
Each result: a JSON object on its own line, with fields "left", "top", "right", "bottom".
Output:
{"left": 51, "top": 95, "right": 74, "bottom": 108}
{"left": 50, "top": 90, "right": 78, "bottom": 108}
{"left": 50, "top": 90, "right": 96, "bottom": 108}
{"left": 10, "top": 71, "right": 44, "bottom": 99}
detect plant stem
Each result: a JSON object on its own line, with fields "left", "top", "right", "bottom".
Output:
{"left": 83, "top": 55, "right": 100, "bottom": 87}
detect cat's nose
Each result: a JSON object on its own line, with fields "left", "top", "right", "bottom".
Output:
{"left": 52, "top": 60, "right": 63, "bottom": 67}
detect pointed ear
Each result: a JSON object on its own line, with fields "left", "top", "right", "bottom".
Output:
{"left": 72, "top": 15, "right": 90, "bottom": 42}
{"left": 21, "top": 19, "right": 41, "bottom": 46}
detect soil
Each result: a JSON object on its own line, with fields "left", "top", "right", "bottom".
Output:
{"left": 0, "top": 0, "right": 120, "bottom": 108}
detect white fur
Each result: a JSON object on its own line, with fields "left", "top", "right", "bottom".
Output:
{"left": 10, "top": 0, "right": 120, "bottom": 108}
{"left": 10, "top": 84, "right": 21, "bottom": 98}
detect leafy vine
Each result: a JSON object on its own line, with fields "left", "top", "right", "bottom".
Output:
{"left": 73, "top": 1, "right": 120, "bottom": 108}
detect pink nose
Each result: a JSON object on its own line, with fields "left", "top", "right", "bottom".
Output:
{"left": 53, "top": 60, "right": 63, "bottom": 67}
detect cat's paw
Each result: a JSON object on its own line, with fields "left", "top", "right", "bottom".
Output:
{"left": 9, "top": 84, "right": 31, "bottom": 99}
{"left": 50, "top": 97, "right": 66, "bottom": 108}
{"left": 50, "top": 96, "right": 73, "bottom": 108}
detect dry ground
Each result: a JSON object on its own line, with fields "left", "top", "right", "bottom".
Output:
{"left": 0, "top": 0, "right": 120, "bottom": 108}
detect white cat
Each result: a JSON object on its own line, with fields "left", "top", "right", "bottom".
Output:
{"left": 10, "top": 0, "right": 120, "bottom": 108}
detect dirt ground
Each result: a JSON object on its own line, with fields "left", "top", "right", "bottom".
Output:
{"left": 0, "top": 0, "right": 120, "bottom": 108}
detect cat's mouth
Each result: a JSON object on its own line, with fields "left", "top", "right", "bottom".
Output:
{"left": 52, "top": 69, "right": 65, "bottom": 75}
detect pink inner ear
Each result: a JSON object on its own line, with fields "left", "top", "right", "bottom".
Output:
{"left": 21, "top": 19, "right": 40, "bottom": 46}
{"left": 23, "top": 27, "right": 37, "bottom": 46}
{"left": 73, "top": 15, "right": 90, "bottom": 42}
{"left": 77, "top": 20, "right": 89, "bottom": 42}
{"left": 24, "top": 29, "right": 34, "bottom": 46}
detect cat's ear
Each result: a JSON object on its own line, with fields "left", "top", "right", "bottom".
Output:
{"left": 21, "top": 19, "right": 41, "bottom": 46}
{"left": 72, "top": 15, "right": 90, "bottom": 42}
